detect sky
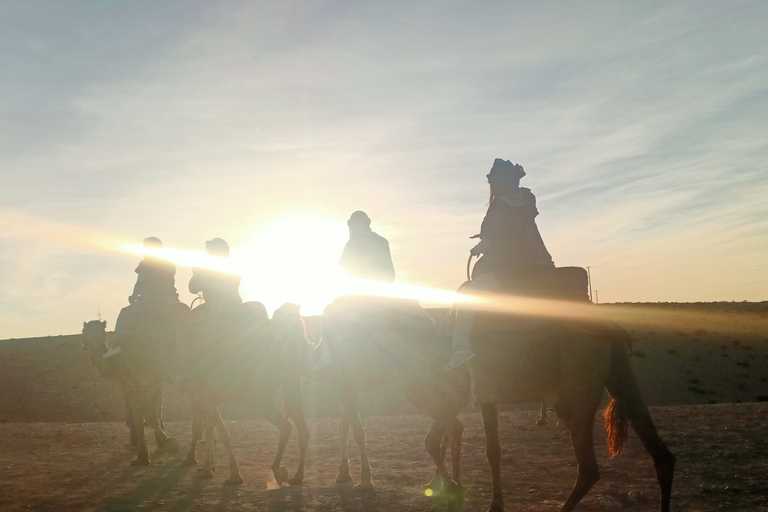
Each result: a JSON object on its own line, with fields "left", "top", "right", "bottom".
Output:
{"left": 1, "top": 1, "right": 767, "bottom": 339}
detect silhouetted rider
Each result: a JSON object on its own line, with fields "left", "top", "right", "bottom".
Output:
{"left": 445, "top": 159, "right": 556, "bottom": 371}
{"left": 106, "top": 237, "right": 188, "bottom": 383}
{"left": 129, "top": 237, "right": 179, "bottom": 305}
{"left": 104, "top": 237, "right": 180, "bottom": 359}
{"left": 188, "top": 238, "right": 243, "bottom": 315}
{"left": 339, "top": 210, "right": 396, "bottom": 283}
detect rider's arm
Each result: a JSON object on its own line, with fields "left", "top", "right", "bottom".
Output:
{"left": 188, "top": 269, "right": 203, "bottom": 295}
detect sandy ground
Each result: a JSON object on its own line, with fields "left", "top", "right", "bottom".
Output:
{"left": 1, "top": 302, "right": 767, "bottom": 511}
{"left": 1, "top": 404, "right": 767, "bottom": 512}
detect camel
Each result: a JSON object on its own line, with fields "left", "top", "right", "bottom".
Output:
{"left": 176, "top": 301, "right": 310, "bottom": 486}
{"left": 81, "top": 320, "right": 180, "bottom": 465}
{"left": 294, "top": 296, "right": 471, "bottom": 500}
{"left": 468, "top": 307, "right": 675, "bottom": 512}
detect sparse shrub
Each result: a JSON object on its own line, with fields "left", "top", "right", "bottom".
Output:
{"left": 737, "top": 383, "right": 747, "bottom": 391}
{"left": 721, "top": 353, "right": 729, "bottom": 358}
{"left": 732, "top": 340, "right": 741, "bottom": 345}
{"left": 757, "top": 395, "right": 768, "bottom": 402}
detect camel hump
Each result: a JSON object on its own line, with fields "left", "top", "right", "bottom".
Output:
{"left": 242, "top": 301, "right": 269, "bottom": 322}
{"left": 323, "top": 296, "right": 439, "bottom": 383}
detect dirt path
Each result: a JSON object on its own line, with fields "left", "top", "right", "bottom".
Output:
{"left": 1, "top": 404, "right": 767, "bottom": 511}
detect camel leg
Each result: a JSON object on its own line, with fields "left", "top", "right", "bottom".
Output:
{"left": 122, "top": 387, "right": 139, "bottom": 451}
{"left": 627, "top": 402, "right": 676, "bottom": 512}
{"left": 424, "top": 418, "right": 454, "bottom": 491}
{"left": 480, "top": 403, "right": 504, "bottom": 512}
{"left": 284, "top": 388, "right": 310, "bottom": 485}
{"left": 537, "top": 401, "right": 548, "bottom": 426}
{"left": 183, "top": 404, "right": 204, "bottom": 466}
{"left": 211, "top": 409, "right": 243, "bottom": 485}
{"left": 336, "top": 410, "right": 353, "bottom": 483}
{"left": 197, "top": 409, "right": 216, "bottom": 479}
{"left": 449, "top": 416, "right": 464, "bottom": 488}
{"left": 348, "top": 407, "right": 373, "bottom": 491}
{"left": 555, "top": 398, "right": 602, "bottom": 512}
{"left": 424, "top": 432, "right": 449, "bottom": 492}
{"left": 260, "top": 400, "right": 293, "bottom": 486}
{"left": 126, "top": 386, "right": 150, "bottom": 466}
{"left": 147, "top": 385, "right": 179, "bottom": 455}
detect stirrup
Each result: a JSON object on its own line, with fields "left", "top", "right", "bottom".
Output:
{"left": 444, "top": 348, "right": 475, "bottom": 371}
{"left": 103, "top": 346, "right": 123, "bottom": 359}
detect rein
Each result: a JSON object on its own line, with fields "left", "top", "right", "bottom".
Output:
{"left": 466, "top": 254, "right": 477, "bottom": 282}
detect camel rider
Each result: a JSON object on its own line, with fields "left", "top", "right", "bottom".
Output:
{"left": 104, "top": 237, "right": 180, "bottom": 358}
{"left": 445, "top": 159, "right": 556, "bottom": 371}
{"left": 129, "top": 237, "right": 179, "bottom": 304}
{"left": 188, "top": 238, "right": 243, "bottom": 315}
{"left": 313, "top": 211, "right": 396, "bottom": 373}
{"left": 339, "top": 210, "right": 396, "bottom": 283}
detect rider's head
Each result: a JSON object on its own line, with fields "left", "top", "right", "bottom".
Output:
{"left": 347, "top": 210, "right": 372, "bottom": 236}
{"left": 347, "top": 210, "right": 371, "bottom": 228}
{"left": 487, "top": 159, "right": 525, "bottom": 187}
{"left": 205, "top": 238, "right": 230, "bottom": 257}
{"left": 143, "top": 237, "right": 163, "bottom": 249}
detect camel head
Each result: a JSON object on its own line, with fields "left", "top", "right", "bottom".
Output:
{"left": 272, "top": 302, "right": 308, "bottom": 343}
{"left": 81, "top": 320, "right": 108, "bottom": 352}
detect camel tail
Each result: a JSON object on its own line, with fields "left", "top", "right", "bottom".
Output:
{"left": 603, "top": 397, "right": 629, "bottom": 457}
{"left": 603, "top": 324, "right": 640, "bottom": 458}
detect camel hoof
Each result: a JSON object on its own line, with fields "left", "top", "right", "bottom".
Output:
{"left": 164, "top": 438, "right": 180, "bottom": 455}
{"left": 196, "top": 468, "right": 214, "bottom": 479}
{"left": 182, "top": 455, "right": 197, "bottom": 466}
{"left": 225, "top": 475, "right": 244, "bottom": 485}
{"left": 444, "top": 483, "right": 466, "bottom": 504}
{"left": 354, "top": 480, "right": 375, "bottom": 492}
{"left": 335, "top": 472, "right": 353, "bottom": 484}
{"left": 536, "top": 419, "right": 547, "bottom": 427}
{"left": 273, "top": 466, "right": 290, "bottom": 485}
{"left": 130, "top": 456, "right": 150, "bottom": 466}
{"left": 288, "top": 475, "right": 304, "bottom": 486}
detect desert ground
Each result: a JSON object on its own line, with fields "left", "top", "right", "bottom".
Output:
{"left": 1, "top": 302, "right": 767, "bottom": 511}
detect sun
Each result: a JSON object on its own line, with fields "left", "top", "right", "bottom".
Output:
{"left": 235, "top": 215, "right": 351, "bottom": 316}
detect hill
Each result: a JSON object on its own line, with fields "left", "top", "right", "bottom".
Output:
{"left": 1, "top": 302, "right": 766, "bottom": 423}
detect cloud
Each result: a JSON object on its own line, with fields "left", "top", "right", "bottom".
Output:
{"left": 2, "top": 1, "right": 768, "bottom": 336}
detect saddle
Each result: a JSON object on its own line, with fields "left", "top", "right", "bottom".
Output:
{"left": 497, "top": 266, "right": 590, "bottom": 301}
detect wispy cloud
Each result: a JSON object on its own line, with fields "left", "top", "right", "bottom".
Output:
{"left": 2, "top": 1, "right": 768, "bottom": 337}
